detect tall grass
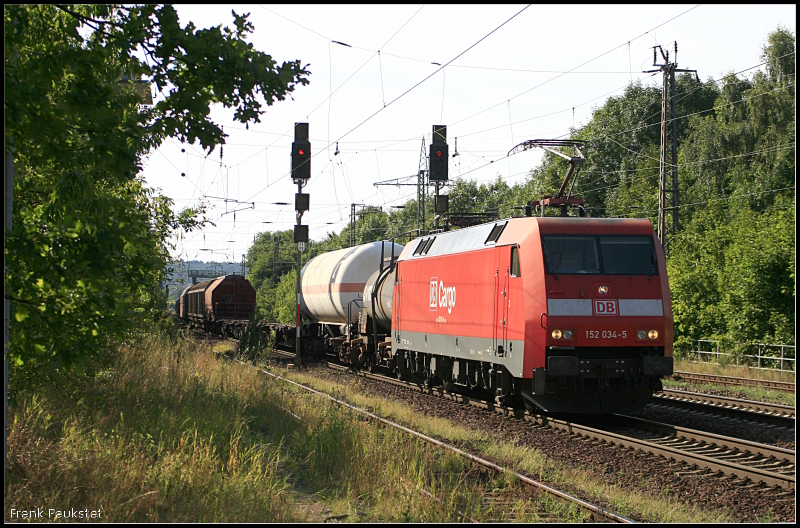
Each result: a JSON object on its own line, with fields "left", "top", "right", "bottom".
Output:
{"left": 5, "top": 336, "right": 295, "bottom": 522}
{"left": 283, "top": 370, "right": 734, "bottom": 523}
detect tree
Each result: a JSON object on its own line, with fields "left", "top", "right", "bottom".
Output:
{"left": 4, "top": 4, "right": 310, "bottom": 366}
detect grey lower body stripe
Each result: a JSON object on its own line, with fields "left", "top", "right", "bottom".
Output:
{"left": 392, "top": 330, "right": 525, "bottom": 378}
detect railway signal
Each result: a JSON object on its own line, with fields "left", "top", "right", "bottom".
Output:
{"left": 291, "top": 122, "right": 311, "bottom": 181}
{"left": 429, "top": 125, "right": 449, "bottom": 182}
{"left": 291, "top": 122, "right": 310, "bottom": 367}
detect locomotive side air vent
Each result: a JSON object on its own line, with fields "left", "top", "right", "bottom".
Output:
{"left": 413, "top": 238, "right": 428, "bottom": 256}
{"left": 421, "top": 236, "right": 437, "bottom": 255}
{"left": 484, "top": 222, "right": 507, "bottom": 245}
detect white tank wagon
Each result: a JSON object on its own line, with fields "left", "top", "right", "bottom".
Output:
{"left": 363, "top": 267, "right": 396, "bottom": 330}
{"left": 299, "top": 241, "right": 404, "bottom": 325}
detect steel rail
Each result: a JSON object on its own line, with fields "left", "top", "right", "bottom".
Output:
{"left": 261, "top": 368, "right": 634, "bottom": 523}
{"left": 671, "top": 371, "right": 795, "bottom": 393}
{"left": 656, "top": 389, "right": 795, "bottom": 423}
{"left": 334, "top": 362, "right": 796, "bottom": 490}
{"left": 260, "top": 350, "right": 798, "bottom": 490}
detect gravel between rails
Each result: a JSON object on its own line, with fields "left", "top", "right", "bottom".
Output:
{"left": 300, "top": 364, "right": 795, "bottom": 523}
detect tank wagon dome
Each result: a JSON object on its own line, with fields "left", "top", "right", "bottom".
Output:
{"left": 300, "top": 241, "right": 404, "bottom": 325}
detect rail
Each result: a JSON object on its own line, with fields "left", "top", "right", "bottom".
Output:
{"left": 691, "top": 339, "right": 795, "bottom": 372}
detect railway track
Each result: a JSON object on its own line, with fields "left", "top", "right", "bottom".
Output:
{"left": 299, "top": 356, "right": 796, "bottom": 491}
{"left": 567, "top": 414, "right": 795, "bottom": 490}
{"left": 655, "top": 388, "right": 795, "bottom": 427}
{"left": 188, "top": 340, "right": 797, "bottom": 520}
{"left": 670, "top": 371, "right": 795, "bottom": 394}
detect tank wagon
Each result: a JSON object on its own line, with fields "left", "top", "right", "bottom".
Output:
{"left": 176, "top": 274, "right": 256, "bottom": 336}
{"left": 297, "top": 241, "right": 404, "bottom": 357}
{"left": 298, "top": 217, "right": 673, "bottom": 414}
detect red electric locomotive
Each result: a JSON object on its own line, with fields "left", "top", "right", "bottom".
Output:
{"left": 390, "top": 216, "right": 673, "bottom": 413}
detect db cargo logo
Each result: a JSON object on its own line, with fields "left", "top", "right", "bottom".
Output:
{"left": 594, "top": 299, "right": 618, "bottom": 315}
{"left": 430, "top": 277, "right": 457, "bottom": 314}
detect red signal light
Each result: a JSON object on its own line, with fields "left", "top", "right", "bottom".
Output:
{"left": 437, "top": 150, "right": 442, "bottom": 157}
{"left": 298, "top": 149, "right": 305, "bottom": 156}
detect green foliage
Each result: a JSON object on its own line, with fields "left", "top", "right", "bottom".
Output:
{"left": 5, "top": 4, "right": 309, "bottom": 366}
{"left": 667, "top": 28, "right": 795, "bottom": 347}
{"left": 274, "top": 270, "right": 299, "bottom": 325}
{"left": 718, "top": 205, "right": 795, "bottom": 344}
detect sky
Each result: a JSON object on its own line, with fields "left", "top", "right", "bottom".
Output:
{"left": 139, "top": 4, "right": 796, "bottom": 264}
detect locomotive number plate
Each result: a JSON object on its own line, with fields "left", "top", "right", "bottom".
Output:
{"left": 586, "top": 330, "right": 627, "bottom": 339}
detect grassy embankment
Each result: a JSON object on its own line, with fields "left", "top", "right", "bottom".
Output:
{"left": 5, "top": 334, "right": 737, "bottom": 523}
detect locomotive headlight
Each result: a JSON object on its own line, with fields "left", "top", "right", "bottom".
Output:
{"left": 562, "top": 329, "right": 574, "bottom": 340}
{"left": 648, "top": 329, "right": 659, "bottom": 340}
{"left": 597, "top": 284, "right": 609, "bottom": 295}
{"left": 637, "top": 329, "right": 648, "bottom": 340}
{"left": 551, "top": 329, "right": 562, "bottom": 339}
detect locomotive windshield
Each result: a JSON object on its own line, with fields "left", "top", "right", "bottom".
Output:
{"left": 542, "top": 236, "right": 600, "bottom": 274}
{"left": 598, "top": 236, "right": 657, "bottom": 275}
{"left": 542, "top": 235, "right": 657, "bottom": 275}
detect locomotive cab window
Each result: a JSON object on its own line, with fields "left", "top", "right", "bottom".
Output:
{"left": 599, "top": 236, "right": 658, "bottom": 275}
{"left": 510, "top": 247, "right": 521, "bottom": 277}
{"left": 542, "top": 234, "right": 658, "bottom": 275}
{"left": 542, "top": 236, "right": 599, "bottom": 274}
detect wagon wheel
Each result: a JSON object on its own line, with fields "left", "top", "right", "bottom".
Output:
{"left": 442, "top": 378, "right": 454, "bottom": 393}
{"left": 523, "top": 398, "right": 537, "bottom": 414}
{"left": 368, "top": 354, "right": 378, "bottom": 374}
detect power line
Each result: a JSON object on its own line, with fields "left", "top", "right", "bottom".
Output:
{"left": 242, "top": 5, "right": 531, "bottom": 204}
{"left": 578, "top": 143, "right": 795, "bottom": 195}
{"left": 448, "top": 5, "right": 701, "bottom": 128}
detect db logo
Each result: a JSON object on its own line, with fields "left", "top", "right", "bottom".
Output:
{"left": 429, "top": 277, "right": 457, "bottom": 314}
{"left": 594, "top": 299, "right": 618, "bottom": 316}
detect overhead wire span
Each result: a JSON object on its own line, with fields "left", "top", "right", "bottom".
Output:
{"left": 212, "top": 6, "right": 766, "bottom": 179}
{"left": 241, "top": 6, "right": 426, "bottom": 204}
{"left": 173, "top": 5, "right": 751, "bottom": 192}
{"left": 449, "top": 4, "right": 701, "bottom": 128}
{"left": 328, "top": 5, "right": 531, "bottom": 148}
{"left": 175, "top": 6, "right": 792, "bottom": 258}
